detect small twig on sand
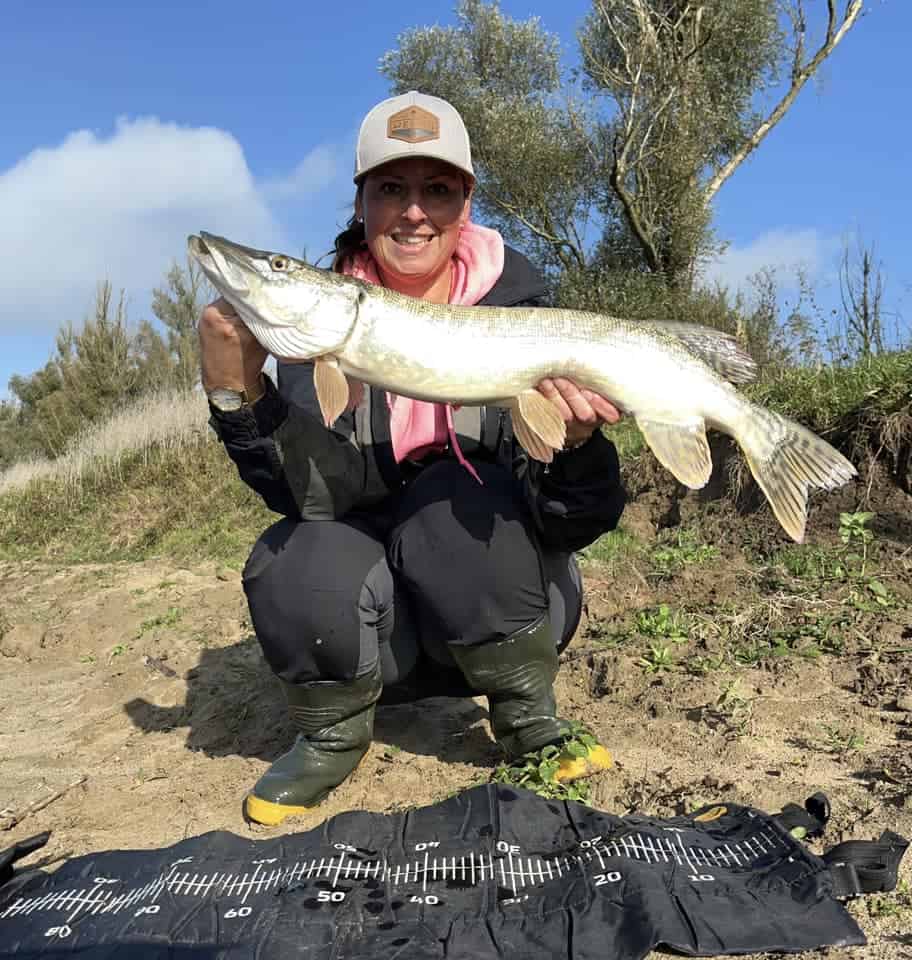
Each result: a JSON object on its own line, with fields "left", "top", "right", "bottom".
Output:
{"left": 0, "top": 776, "right": 88, "bottom": 831}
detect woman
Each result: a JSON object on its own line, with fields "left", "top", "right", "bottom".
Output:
{"left": 199, "top": 92, "right": 626, "bottom": 826}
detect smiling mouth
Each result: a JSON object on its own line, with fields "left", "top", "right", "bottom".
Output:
{"left": 392, "top": 234, "right": 435, "bottom": 246}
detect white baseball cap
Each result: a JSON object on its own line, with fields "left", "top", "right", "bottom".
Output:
{"left": 354, "top": 91, "right": 475, "bottom": 183}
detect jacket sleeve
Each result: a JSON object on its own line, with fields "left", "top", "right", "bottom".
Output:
{"left": 207, "top": 374, "right": 300, "bottom": 519}
{"left": 270, "top": 361, "right": 378, "bottom": 520}
{"left": 209, "top": 364, "right": 379, "bottom": 521}
{"left": 514, "top": 431, "right": 627, "bottom": 553}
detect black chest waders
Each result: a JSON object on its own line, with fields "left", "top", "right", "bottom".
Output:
{"left": 1, "top": 785, "right": 906, "bottom": 959}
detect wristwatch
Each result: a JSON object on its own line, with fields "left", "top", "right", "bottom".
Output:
{"left": 207, "top": 384, "right": 259, "bottom": 412}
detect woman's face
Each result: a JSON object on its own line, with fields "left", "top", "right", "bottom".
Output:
{"left": 358, "top": 158, "right": 472, "bottom": 291}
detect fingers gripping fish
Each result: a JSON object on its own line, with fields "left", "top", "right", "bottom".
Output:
{"left": 189, "top": 232, "right": 856, "bottom": 543}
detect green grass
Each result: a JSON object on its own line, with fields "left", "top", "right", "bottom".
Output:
{"left": 578, "top": 527, "right": 642, "bottom": 567}
{"left": 650, "top": 528, "right": 720, "bottom": 579}
{"left": 747, "top": 349, "right": 912, "bottom": 441}
{"left": 139, "top": 606, "right": 183, "bottom": 636}
{"left": 0, "top": 439, "right": 276, "bottom": 566}
{"left": 602, "top": 418, "right": 645, "bottom": 459}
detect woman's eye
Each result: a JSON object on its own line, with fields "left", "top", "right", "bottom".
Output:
{"left": 379, "top": 182, "right": 401, "bottom": 195}
{"left": 427, "top": 183, "right": 450, "bottom": 196}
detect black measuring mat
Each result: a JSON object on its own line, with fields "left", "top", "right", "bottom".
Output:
{"left": 0, "top": 784, "right": 865, "bottom": 958}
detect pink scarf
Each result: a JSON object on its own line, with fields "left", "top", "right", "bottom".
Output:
{"left": 341, "top": 221, "right": 505, "bottom": 482}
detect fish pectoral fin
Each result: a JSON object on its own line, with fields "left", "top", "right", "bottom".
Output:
{"left": 510, "top": 390, "right": 567, "bottom": 463}
{"left": 313, "top": 357, "right": 350, "bottom": 427}
{"left": 637, "top": 417, "right": 713, "bottom": 490}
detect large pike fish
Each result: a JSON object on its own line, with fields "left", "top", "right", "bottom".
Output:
{"left": 189, "top": 232, "right": 856, "bottom": 542}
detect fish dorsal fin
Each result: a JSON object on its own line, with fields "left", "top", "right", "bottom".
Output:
{"left": 637, "top": 417, "right": 713, "bottom": 489}
{"left": 646, "top": 322, "right": 757, "bottom": 385}
{"left": 510, "top": 389, "right": 567, "bottom": 463}
{"left": 313, "top": 357, "right": 350, "bottom": 427}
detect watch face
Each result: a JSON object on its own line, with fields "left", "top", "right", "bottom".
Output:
{"left": 209, "top": 388, "right": 244, "bottom": 412}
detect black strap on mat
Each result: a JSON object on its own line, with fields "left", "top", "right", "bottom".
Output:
{"left": 773, "top": 793, "right": 909, "bottom": 900}
{"left": 824, "top": 831, "right": 910, "bottom": 899}
{"left": 0, "top": 833, "right": 50, "bottom": 889}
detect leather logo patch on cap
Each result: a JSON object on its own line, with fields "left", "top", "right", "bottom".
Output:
{"left": 387, "top": 105, "right": 440, "bottom": 144}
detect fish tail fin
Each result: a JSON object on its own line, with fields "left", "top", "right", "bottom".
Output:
{"left": 736, "top": 405, "right": 857, "bottom": 543}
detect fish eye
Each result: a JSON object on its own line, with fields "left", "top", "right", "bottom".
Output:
{"left": 270, "top": 256, "right": 289, "bottom": 271}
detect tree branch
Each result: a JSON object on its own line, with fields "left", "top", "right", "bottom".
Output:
{"left": 703, "top": 0, "right": 863, "bottom": 202}
{"left": 610, "top": 136, "right": 661, "bottom": 275}
{"left": 487, "top": 194, "right": 585, "bottom": 270}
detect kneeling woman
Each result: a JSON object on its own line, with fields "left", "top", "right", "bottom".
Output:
{"left": 199, "top": 92, "right": 626, "bottom": 825}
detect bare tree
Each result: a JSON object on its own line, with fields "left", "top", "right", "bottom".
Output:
{"left": 839, "top": 234, "right": 886, "bottom": 358}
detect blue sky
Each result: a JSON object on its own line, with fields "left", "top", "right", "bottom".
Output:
{"left": 2, "top": 0, "right": 909, "bottom": 397}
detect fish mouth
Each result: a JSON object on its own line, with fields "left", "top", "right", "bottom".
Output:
{"left": 187, "top": 232, "right": 268, "bottom": 298}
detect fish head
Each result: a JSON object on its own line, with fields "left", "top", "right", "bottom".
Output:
{"left": 188, "top": 232, "right": 361, "bottom": 359}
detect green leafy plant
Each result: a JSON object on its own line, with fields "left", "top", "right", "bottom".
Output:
{"left": 773, "top": 545, "right": 839, "bottom": 581}
{"left": 712, "top": 679, "right": 754, "bottom": 737}
{"left": 839, "top": 511, "right": 875, "bottom": 576}
{"left": 638, "top": 643, "right": 674, "bottom": 674}
{"left": 822, "top": 724, "right": 865, "bottom": 756}
{"left": 492, "top": 723, "right": 600, "bottom": 802}
{"left": 635, "top": 604, "right": 689, "bottom": 642}
{"left": 685, "top": 652, "right": 728, "bottom": 676}
{"left": 651, "top": 530, "right": 719, "bottom": 579}
{"left": 865, "top": 879, "right": 911, "bottom": 918}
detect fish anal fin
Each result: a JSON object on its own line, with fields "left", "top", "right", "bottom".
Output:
{"left": 637, "top": 417, "right": 713, "bottom": 490}
{"left": 314, "top": 357, "right": 350, "bottom": 427}
{"left": 511, "top": 390, "right": 567, "bottom": 462}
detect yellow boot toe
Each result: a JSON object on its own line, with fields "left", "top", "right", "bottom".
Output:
{"left": 555, "top": 743, "right": 613, "bottom": 783}
{"left": 244, "top": 793, "right": 316, "bottom": 827}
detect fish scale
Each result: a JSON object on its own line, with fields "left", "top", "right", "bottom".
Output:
{"left": 189, "top": 232, "right": 857, "bottom": 542}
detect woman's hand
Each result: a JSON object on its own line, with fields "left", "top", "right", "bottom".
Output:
{"left": 536, "top": 377, "right": 623, "bottom": 449}
{"left": 199, "top": 298, "right": 268, "bottom": 395}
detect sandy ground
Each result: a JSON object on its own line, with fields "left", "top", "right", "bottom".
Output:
{"left": 1, "top": 473, "right": 910, "bottom": 956}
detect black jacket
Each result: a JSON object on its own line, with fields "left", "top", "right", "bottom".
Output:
{"left": 208, "top": 247, "right": 626, "bottom": 553}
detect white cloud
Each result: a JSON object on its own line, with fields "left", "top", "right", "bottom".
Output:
{"left": 0, "top": 117, "right": 341, "bottom": 336}
{"left": 699, "top": 228, "right": 826, "bottom": 295}
{"left": 260, "top": 143, "right": 340, "bottom": 199}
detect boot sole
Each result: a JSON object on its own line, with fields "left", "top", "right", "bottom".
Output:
{"left": 243, "top": 792, "right": 321, "bottom": 826}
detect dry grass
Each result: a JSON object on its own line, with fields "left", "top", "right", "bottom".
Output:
{"left": 0, "top": 387, "right": 275, "bottom": 567}
{"left": 0, "top": 388, "right": 212, "bottom": 496}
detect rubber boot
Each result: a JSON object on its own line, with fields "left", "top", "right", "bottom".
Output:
{"left": 448, "top": 614, "right": 612, "bottom": 782}
{"left": 244, "top": 664, "right": 382, "bottom": 826}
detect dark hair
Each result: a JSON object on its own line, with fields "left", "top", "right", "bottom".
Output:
{"left": 331, "top": 185, "right": 366, "bottom": 273}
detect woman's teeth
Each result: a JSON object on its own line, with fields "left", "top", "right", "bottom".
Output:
{"left": 394, "top": 235, "right": 431, "bottom": 245}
